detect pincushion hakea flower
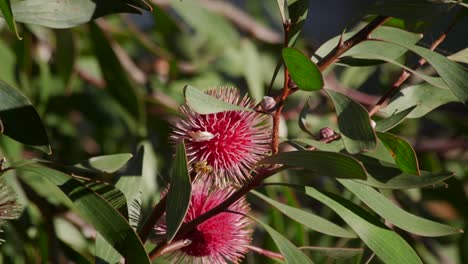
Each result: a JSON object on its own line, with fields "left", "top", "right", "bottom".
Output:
{"left": 0, "top": 178, "right": 22, "bottom": 243}
{"left": 172, "top": 87, "right": 271, "bottom": 186}
{"left": 154, "top": 183, "right": 252, "bottom": 264}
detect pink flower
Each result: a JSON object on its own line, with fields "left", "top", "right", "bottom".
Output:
{"left": 172, "top": 87, "right": 271, "bottom": 186}
{"left": 155, "top": 183, "right": 252, "bottom": 264}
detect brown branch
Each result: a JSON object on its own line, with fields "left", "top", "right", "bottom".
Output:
{"left": 248, "top": 245, "right": 284, "bottom": 260}
{"left": 316, "top": 16, "right": 390, "bottom": 71}
{"left": 368, "top": 16, "right": 458, "bottom": 116}
{"left": 138, "top": 194, "right": 167, "bottom": 242}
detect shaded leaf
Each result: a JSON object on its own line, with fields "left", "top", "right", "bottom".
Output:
{"left": 0, "top": 0, "right": 20, "bottom": 39}
{"left": 357, "top": 156, "right": 454, "bottom": 189}
{"left": 339, "top": 180, "right": 463, "bottom": 237}
{"left": 251, "top": 190, "right": 356, "bottom": 238}
{"left": 74, "top": 154, "right": 133, "bottom": 174}
{"left": 326, "top": 89, "right": 376, "bottom": 154}
{"left": 287, "top": 0, "right": 309, "bottom": 46}
{"left": 375, "top": 105, "right": 416, "bottom": 132}
{"left": 304, "top": 186, "right": 423, "bottom": 264}
{"left": 89, "top": 22, "right": 145, "bottom": 135}
{"left": 377, "top": 132, "right": 420, "bottom": 176}
{"left": 258, "top": 150, "right": 367, "bottom": 179}
{"left": 251, "top": 215, "right": 314, "bottom": 264}
{"left": 298, "top": 97, "right": 315, "bottom": 136}
{"left": 166, "top": 141, "right": 191, "bottom": 243}
{"left": 283, "top": 48, "right": 323, "bottom": 91}
{"left": 16, "top": 164, "right": 150, "bottom": 264}
{"left": 184, "top": 85, "right": 252, "bottom": 114}
{"left": 55, "top": 29, "right": 75, "bottom": 87}
{"left": 0, "top": 81, "right": 50, "bottom": 153}
{"left": 381, "top": 83, "right": 458, "bottom": 118}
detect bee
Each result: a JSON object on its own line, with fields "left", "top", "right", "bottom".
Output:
{"left": 193, "top": 160, "right": 213, "bottom": 175}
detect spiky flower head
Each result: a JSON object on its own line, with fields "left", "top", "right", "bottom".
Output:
{"left": 0, "top": 178, "right": 22, "bottom": 244}
{"left": 172, "top": 87, "right": 271, "bottom": 186}
{"left": 155, "top": 183, "right": 252, "bottom": 264}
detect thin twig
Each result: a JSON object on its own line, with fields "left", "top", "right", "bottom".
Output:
{"left": 248, "top": 245, "right": 284, "bottom": 260}
{"left": 316, "top": 16, "right": 390, "bottom": 72}
{"left": 138, "top": 194, "right": 167, "bottom": 242}
{"left": 368, "top": 15, "right": 458, "bottom": 116}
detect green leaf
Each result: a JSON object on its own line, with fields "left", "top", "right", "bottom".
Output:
{"left": 251, "top": 190, "right": 356, "bottom": 238}
{"left": 290, "top": 138, "right": 345, "bottom": 152}
{"left": 377, "top": 132, "right": 420, "bottom": 176}
{"left": 184, "top": 85, "right": 253, "bottom": 114}
{"left": 371, "top": 39, "right": 468, "bottom": 106}
{"left": 241, "top": 40, "right": 264, "bottom": 101}
{"left": 375, "top": 105, "right": 416, "bottom": 132}
{"left": 381, "top": 83, "right": 458, "bottom": 119}
{"left": 74, "top": 154, "right": 133, "bottom": 174}
{"left": 298, "top": 97, "right": 314, "bottom": 136}
{"left": 16, "top": 164, "right": 150, "bottom": 264}
{"left": 9, "top": 0, "right": 150, "bottom": 29}
{"left": 89, "top": 22, "right": 145, "bottom": 135}
{"left": 258, "top": 150, "right": 367, "bottom": 179}
{"left": 314, "top": 26, "right": 422, "bottom": 63}
{"left": 251, "top": 216, "right": 314, "bottom": 264}
{"left": 304, "top": 186, "right": 423, "bottom": 264}
{"left": 357, "top": 156, "right": 454, "bottom": 189}
{"left": 339, "top": 180, "right": 463, "bottom": 237}
{"left": 300, "top": 246, "right": 363, "bottom": 260}
{"left": 0, "top": 81, "right": 50, "bottom": 153}
{"left": 282, "top": 48, "right": 323, "bottom": 91}
{"left": 0, "top": 0, "right": 21, "bottom": 39}
{"left": 276, "top": 0, "right": 287, "bottom": 22}
{"left": 448, "top": 48, "right": 468, "bottom": 64}
{"left": 55, "top": 29, "right": 75, "bottom": 87}
{"left": 287, "top": 0, "right": 309, "bottom": 46}
{"left": 166, "top": 141, "right": 191, "bottom": 243}
{"left": 326, "top": 89, "right": 377, "bottom": 154}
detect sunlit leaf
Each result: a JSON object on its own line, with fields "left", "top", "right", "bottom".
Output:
{"left": 339, "top": 180, "right": 463, "bottom": 237}
{"left": 304, "top": 186, "right": 423, "bottom": 264}
{"left": 283, "top": 48, "right": 323, "bottom": 91}
{"left": 251, "top": 190, "right": 356, "bottom": 238}
{"left": 375, "top": 105, "right": 417, "bottom": 132}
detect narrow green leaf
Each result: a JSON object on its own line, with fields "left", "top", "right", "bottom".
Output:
{"left": 251, "top": 215, "right": 314, "bottom": 264}
{"left": 381, "top": 83, "right": 458, "bottom": 118}
{"left": 326, "top": 89, "right": 377, "bottom": 154}
{"left": 0, "top": 81, "right": 50, "bottom": 153}
{"left": 377, "top": 132, "right": 420, "bottom": 176}
{"left": 291, "top": 138, "right": 345, "bottom": 152}
{"left": 276, "top": 0, "right": 287, "bottom": 22}
{"left": 258, "top": 150, "right": 367, "bottom": 179}
{"left": 251, "top": 190, "right": 356, "bottom": 238}
{"left": 287, "top": 0, "right": 309, "bottom": 45}
{"left": 282, "top": 48, "right": 323, "bottom": 91}
{"left": 304, "top": 186, "right": 423, "bottom": 264}
{"left": 314, "top": 26, "right": 422, "bottom": 63}
{"left": 298, "top": 97, "right": 314, "bottom": 136}
{"left": 16, "top": 165, "right": 150, "bottom": 264}
{"left": 300, "top": 246, "right": 363, "bottom": 260}
{"left": 166, "top": 141, "right": 191, "bottom": 243}
{"left": 89, "top": 22, "right": 145, "bottom": 135}
{"left": 372, "top": 39, "right": 468, "bottom": 106}
{"left": 74, "top": 154, "right": 133, "bottom": 174}
{"left": 339, "top": 180, "right": 463, "bottom": 237}
{"left": 0, "top": 0, "right": 21, "bottom": 39}
{"left": 448, "top": 48, "right": 468, "bottom": 64}
{"left": 375, "top": 105, "right": 416, "bottom": 132}
{"left": 357, "top": 156, "right": 454, "bottom": 189}
{"left": 184, "top": 85, "right": 252, "bottom": 114}
{"left": 242, "top": 40, "right": 264, "bottom": 101}
{"left": 55, "top": 29, "right": 75, "bottom": 87}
